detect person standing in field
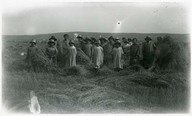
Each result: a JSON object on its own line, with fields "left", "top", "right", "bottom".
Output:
{"left": 112, "top": 40, "right": 124, "bottom": 72}
{"left": 91, "top": 39, "right": 104, "bottom": 69}
{"left": 103, "top": 36, "right": 114, "bottom": 67}
{"left": 122, "top": 38, "right": 132, "bottom": 66}
{"left": 26, "top": 39, "right": 39, "bottom": 72}
{"left": 142, "top": 36, "right": 156, "bottom": 69}
{"left": 76, "top": 35, "right": 84, "bottom": 50}
{"left": 62, "top": 34, "right": 70, "bottom": 67}
{"left": 130, "top": 38, "right": 140, "bottom": 66}
{"left": 83, "top": 37, "right": 92, "bottom": 59}
{"left": 67, "top": 40, "right": 77, "bottom": 68}
{"left": 99, "top": 36, "right": 108, "bottom": 48}
{"left": 45, "top": 39, "right": 58, "bottom": 66}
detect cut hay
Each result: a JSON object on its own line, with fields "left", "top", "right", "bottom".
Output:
{"left": 76, "top": 48, "right": 92, "bottom": 65}
{"left": 28, "top": 49, "right": 57, "bottom": 72}
{"left": 152, "top": 35, "right": 190, "bottom": 72}
{"left": 66, "top": 65, "right": 90, "bottom": 76}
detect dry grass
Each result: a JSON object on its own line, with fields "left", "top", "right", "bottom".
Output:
{"left": 2, "top": 34, "right": 190, "bottom": 113}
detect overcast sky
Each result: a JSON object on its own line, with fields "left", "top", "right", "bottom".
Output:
{"left": 2, "top": 2, "right": 189, "bottom": 35}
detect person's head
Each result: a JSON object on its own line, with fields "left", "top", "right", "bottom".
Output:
{"left": 69, "top": 40, "right": 75, "bottom": 46}
{"left": 108, "top": 36, "right": 114, "bottom": 43}
{"left": 91, "top": 37, "right": 96, "bottom": 44}
{"left": 63, "top": 34, "right": 69, "bottom": 41}
{"left": 48, "top": 40, "right": 56, "bottom": 47}
{"left": 124, "top": 38, "right": 128, "bottom": 44}
{"left": 77, "top": 35, "right": 83, "bottom": 42}
{"left": 132, "top": 38, "right": 137, "bottom": 44}
{"left": 122, "top": 37, "right": 126, "bottom": 42}
{"left": 128, "top": 38, "right": 132, "bottom": 42}
{"left": 99, "top": 37, "right": 107, "bottom": 44}
{"left": 95, "top": 40, "right": 101, "bottom": 46}
{"left": 157, "top": 36, "right": 163, "bottom": 43}
{"left": 115, "top": 41, "right": 121, "bottom": 48}
{"left": 30, "top": 90, "right": 35, "bottom": 98}
{"left": 84, "top": 37, "right": 91, "bottom": 44}
{"left": 30, "top": 39, "right": 37, "bottom": 47}
{"left": 145, "top": 36, "right": 152, "bottom": 42}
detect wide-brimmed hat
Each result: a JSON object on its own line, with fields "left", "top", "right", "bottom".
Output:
{"left": 114, "top": 37, "right": 120, "bottom": 40}
{"left": 115, "top": 40, "right": 121, "bottom": 45}
{"left": 95, "top": 39, "right": 101, "bottom": 44}
{"left": 99, "top": 37, "right": 107, "bottom": 41}
{"left": 77, "top": 35, "right": 83, "bottom": 39}
{"left": 49, "top": 36, "right": 57, "bottom": 41}
{"left": 69, "top": 40, "right": 75, "bottom": 44}
{"left": 30, "top": 39, "right": 37, "bottom": 44}
{"left": 145, "top": 36, "right": 152, "bottom": 40}
{"left": 48, "top": 39, "right": 56, "bottom": 45}
{"left": 108, "top": 36, "right": 114, "bottom": 40}
{"left": 84, "top": 37, "right": 91, "bottom": 42}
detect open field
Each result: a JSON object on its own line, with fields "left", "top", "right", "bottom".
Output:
{"left": 2, "top": 32, "right": 190, "bottom": 113}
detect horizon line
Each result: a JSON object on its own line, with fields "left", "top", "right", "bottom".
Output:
{"left": 2, "top": 31, "right": 189, "bottom": 36}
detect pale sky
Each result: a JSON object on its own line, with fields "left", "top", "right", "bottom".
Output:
{"left": 2, "top": 2, "right": 189, "bottom": 35}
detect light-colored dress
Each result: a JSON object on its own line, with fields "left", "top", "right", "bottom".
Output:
{"left": 112, "top": 47, "right": 124, "bottom": 69}
{"left": 67, "top": 45, "right": 77, "bottom": 68}
{"left": 29, "top": 96, "right": 41, "bottom": 114}
{"left": 91, "top": 46, "right": 104, "bottom": 69}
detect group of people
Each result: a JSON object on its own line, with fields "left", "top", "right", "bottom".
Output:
{"left": 26, "top": 33, "right": 163, "bottom": 71}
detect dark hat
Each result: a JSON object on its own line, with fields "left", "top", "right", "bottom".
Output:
{"left": 77, "top": 35, "right": 83, "bottom": 39}
{"left": 99, "top": 37, "right": 107, "bottom": 41}
{"left": 84, "top": 37, "right": 91, "bottom": 41}
{"left": 49, "top": 36, "right": 57, "bottom": 41}
{"left": 69, "top": 40, "right": 75, "bottom": 44}
{"left": 30, "top": 39, "right": 37, "bottom": 44}
{"left": 48, "top": 39, "right": 56, "bottom": 45}
{"left": 63, "top": 34, "right": 69, "bottom": 38}
{"left": 145, "top": 36, "right": 152, "bottom": 40}
{"left": 108, "top": 36, "right": 114, "bottom": 40}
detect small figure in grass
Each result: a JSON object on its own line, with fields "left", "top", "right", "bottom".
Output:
{"left": 67, "top": 40, "right": 77, "bottom": 68}
{"left": 28, "top": 91, "right": 41, "bottom": 114}
{"left": 130, "top": 38, "right": 140, "bottom": 67}
{"left": 112, "top": 40, "right": 124, "bottom": 72}
{"left": 26, "top": 39, "right": 39, "bottom": 72}
{"left": 83, "top": 37, "right": 92, "bottom": 59}
{"left": 91, "top": 39, "right": 104, "bottom": 69}
{"left": 45, "top": 39, "right": 58, "bottom": 66}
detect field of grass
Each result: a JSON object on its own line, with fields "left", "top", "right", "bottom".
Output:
{"left": 2, "top": 32, "right": 190, "bottom": 113}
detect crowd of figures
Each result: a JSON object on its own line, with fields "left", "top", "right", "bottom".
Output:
{"left": 26, "top": 34, "right": 171, "bottom": 72}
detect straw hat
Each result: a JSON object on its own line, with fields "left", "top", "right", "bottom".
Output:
{"left": 30, "top": 39, "right": 37, "bottom": 44}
